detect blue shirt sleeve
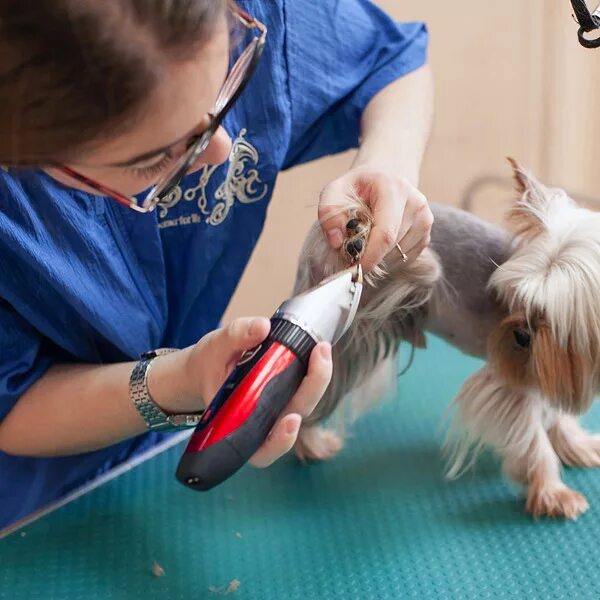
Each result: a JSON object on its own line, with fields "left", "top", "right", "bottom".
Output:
{"left": 0, "top": 299, "right": 54, "bottom": 420}
{"left": 282, "top": 0, "right": 428, "bottom": 169}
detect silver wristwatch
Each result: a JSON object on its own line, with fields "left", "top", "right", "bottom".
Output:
{"left": 129, "top": 348, "right": 204, "bottom": 432}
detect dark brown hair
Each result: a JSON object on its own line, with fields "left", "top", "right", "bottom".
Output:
{"left": 0, "top": 0, "right": 226, "bottom": 165}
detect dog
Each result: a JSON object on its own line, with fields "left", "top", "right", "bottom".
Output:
{"left": 293, "top": 159, "right": 600, "bottom": 520}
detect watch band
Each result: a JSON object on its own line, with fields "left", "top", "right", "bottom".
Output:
{"left": 130, "top": 348, "right": 204, "bottom": 432}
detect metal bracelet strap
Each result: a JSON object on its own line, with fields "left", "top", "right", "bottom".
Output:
{"left": 130, "top": 349, "right": 204, "bottom": 431}
{"left": 130, "top": 358, "right": 172, "bottom": 431}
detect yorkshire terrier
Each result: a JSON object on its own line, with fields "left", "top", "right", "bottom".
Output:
{"left": 293, "top": 159, "right": 600, "bottom": 520}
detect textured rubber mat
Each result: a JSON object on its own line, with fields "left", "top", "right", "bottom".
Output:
{"left": 2, "top": 336, "right": 600, "bottom": 599}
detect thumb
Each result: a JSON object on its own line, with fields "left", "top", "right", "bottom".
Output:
{"left": 212, "top": 317, "right": 271, "bottom": 368}
{"left": 319, "top": 176, "right": 359, "bottom": 250}
{"left": 318, "top": 203, "right": 348, "bottom": 250}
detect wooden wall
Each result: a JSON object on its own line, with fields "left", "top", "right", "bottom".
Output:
{"left": 225, "top": 1, "right": 600, "bottom": 321}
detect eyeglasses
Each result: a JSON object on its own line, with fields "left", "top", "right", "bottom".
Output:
{"left": 58, "top": 2, "right": 267, "bottom": 213}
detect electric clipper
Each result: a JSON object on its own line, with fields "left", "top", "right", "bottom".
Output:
{"left": 176, "top": 264, "right": 363, "bottom": 491}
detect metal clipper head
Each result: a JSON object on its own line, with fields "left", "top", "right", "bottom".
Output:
{"left": 273, "top": 264, "right": 363, "bottom": 345}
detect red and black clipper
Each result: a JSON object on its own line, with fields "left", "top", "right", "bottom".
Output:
{"left": 176, "top": 264, "right": 363, "bottom": 491}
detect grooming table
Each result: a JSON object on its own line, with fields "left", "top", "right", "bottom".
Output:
{"left": 2, "top": 336, "right": 600, "bottom": 599}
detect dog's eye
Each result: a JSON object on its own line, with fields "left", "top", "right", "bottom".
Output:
{"left": 513, "top": 328, "right": 531, "bottom": 348}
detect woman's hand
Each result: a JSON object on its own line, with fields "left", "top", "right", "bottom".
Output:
{"left": 174, "top": 317, "right": 332, "bottom": 467}
{"left": 1, "top": 316, "right": 331, "bottom": 458}
{"left": 319, "top": 167, "right": 433, "bottom": 273}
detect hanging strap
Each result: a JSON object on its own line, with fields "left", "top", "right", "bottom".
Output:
{"left": 571, "top": 0, "right": 600, "bottom": 48}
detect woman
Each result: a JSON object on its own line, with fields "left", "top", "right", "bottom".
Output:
{"left": 0, "top": 0, "right": 433, "bottom": 529}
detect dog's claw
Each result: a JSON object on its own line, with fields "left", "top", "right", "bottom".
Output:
{"left": 346, "top": 218, "right": 359, "bottom": 232}
{"left": 352, "top": 239, "right": 363, "bottom": 253}
{"left": 343, "top": 213, "right": 370, "bottom": 263}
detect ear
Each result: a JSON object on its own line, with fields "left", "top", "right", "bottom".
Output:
{"left": 506, "top": 158, "right": 549, "bottom": 239}
{"left": 507, "top": 157, "right": 541, "bottom": 197}
{"left": 532, "top": 326, "right": 592, "bottom": 414}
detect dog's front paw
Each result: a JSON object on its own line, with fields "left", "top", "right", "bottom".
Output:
{"left": 295, "top": 425, "right": 344, "bottom": 463}
{"left": 526, "top": 483, "right": 589, "bottom": 520}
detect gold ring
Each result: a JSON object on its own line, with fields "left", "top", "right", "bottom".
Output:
{"left": 396, "top": 243, "right": 408, "bottom": 263}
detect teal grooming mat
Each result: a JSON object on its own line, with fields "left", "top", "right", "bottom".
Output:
{"left": 2, "top": 336, "right": 600, "bottom": 599}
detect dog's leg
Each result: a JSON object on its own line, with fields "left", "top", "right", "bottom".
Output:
{"left": 510, "top": 429, "right": 589, "bottom": 520}
{"left": 294, "top": 340, "right": 349, "bottom": 463}
{"left": 295, "top": 353, "right": 399, "bottom": 461}
{"left": 293, "top": 204, "right": 374, "bottom": 464}
{"left": 294, "top": 196, "right": 375, "bottom": 463}
{"left": 293, "top": 193, "right": 439, "bottom": 462}
{"left": 295, "top": 426, "right": 344, "bottom": 463}
{"left": 447, "top": 366, "right": 589, "bottom": 519}
{"left": 548, "top": 414, "right": 600, "bottom": 468}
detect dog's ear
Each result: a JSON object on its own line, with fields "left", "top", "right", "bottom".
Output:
{"left": 532, "top": 325, "right": 593, "bottom": 414}
{"left": 507, "top": 157, "right": 541, "bottom": 197}
{"left": 506, "top": 158, "right": 552, "bottom": 240}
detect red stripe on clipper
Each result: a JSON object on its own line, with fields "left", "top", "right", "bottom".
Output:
{"left": 184, "top": 342, "right": 296, "bottom": 453}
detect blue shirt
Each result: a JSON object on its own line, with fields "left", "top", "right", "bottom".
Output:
{"left": 0, "top": 0, "right": 427, "bottom": 529}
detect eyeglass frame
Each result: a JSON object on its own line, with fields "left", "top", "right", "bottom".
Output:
{"left": 57, "top": 2, "right": 267, "bottom": 213}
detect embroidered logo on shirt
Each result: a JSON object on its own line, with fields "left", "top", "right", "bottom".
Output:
{"left": 157, "top": 128, "right": 268, "bottom": 229}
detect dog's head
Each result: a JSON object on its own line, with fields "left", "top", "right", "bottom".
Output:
{"left": 489, "top": 159, "right": 600, "bottom": 414}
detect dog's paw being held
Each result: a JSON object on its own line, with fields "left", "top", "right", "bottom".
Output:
{"left": 343, "top": 214, "right": 371, "bottom": 264}
{"left": 526, "top": 484, "right": 589, "bottom": 520}
{"left": 295, "top": 426, "right": 344, "bottom": 463}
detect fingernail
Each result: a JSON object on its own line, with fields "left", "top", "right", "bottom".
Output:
{"left": 248, "top": 318, "right": 260, "bottom": 336}
{"left": 319, "top": 344, "right": 332, "bottom": 361}
{"left": 249, "top": 317, "right": 267, "bottom": 336}
{"left": 327, "top": 228, "right": 344, "bottom": 248}
{"left": 286, "top": 415, "right": 300, "bottom": 434}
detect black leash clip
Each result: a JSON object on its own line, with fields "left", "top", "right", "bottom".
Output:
{"left": 571, "top": 0, "right": 600, "bottom": 48}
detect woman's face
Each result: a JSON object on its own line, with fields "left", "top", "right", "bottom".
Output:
{"left": 47, "top": 16, "right": 232, "bottom": 197}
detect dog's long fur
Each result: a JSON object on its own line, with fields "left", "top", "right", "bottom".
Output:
{"left": 293, "top": 161, "right": 600, "bottom": 519}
